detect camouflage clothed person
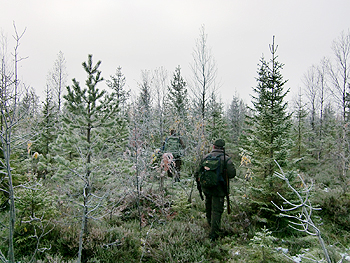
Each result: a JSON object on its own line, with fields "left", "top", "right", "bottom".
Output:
{"left": 162, "top": 129, "right": 185, "bottom": 179}
{"left": 195, "top": 139, "right": 236, "bottom": 240}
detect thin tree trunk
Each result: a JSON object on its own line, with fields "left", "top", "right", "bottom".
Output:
{"left": 77, "top": 191, "right": 88, "bottom": 263}
{"left": 6, "top": 136, "right": 15, "bottom": 263}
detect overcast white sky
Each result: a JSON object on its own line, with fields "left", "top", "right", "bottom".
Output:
{"left": 1, "top": 0, "right": 350, "bottom": 106}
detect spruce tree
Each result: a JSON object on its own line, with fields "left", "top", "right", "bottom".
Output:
{"left": 106, "top": 66, "right": 130, "bottom": 116}
{"left": 135, "top": 70, "right": 153, "bottom": 146}
{"left": 226, "top": 95, "right": 247, "bottom": 153}
{"left": 311, "top": 103, "right": 339, "bottom": 186}
{"left": 245, "top": 36, "right": 292, "bottom": 178}
{"left": 31, "top": 85, "right": 58, "bottom": 178}
{"left": 163, "top": 66, "right": 188, "bottom": 143}
{"left": 168, "top": 66, "right": 188, "bottom": 120}
{"left": 206, "top": 91, "right": 228, "bottom": 143}
{"left": 241, "top": 37, "right": 293, "bottom": 230}
{"left": 34, "top": 85, "right": 57, "bottom": 153}
{"left": 290, "top": 90, "right": 313, "bottom": 172}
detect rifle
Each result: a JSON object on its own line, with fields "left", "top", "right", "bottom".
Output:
{"left": 192, "top": 160, "right": 204, "bottom": 201}
{"left": 188, "top": 176, "right": 195, "bottom": 203}
{"left": 223, "top": 147, "right": 231, "bottom": 214}
{"left": 188, "top": 171, "right": 204, "bottom": 202}
{"left": 196, "top": 178, "right": 204, "bottom": 201}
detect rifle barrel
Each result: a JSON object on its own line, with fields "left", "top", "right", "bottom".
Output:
{"left": 224, "top": 148, "right": 230, "bottom": 214}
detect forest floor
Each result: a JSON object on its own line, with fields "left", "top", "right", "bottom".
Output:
{"left": 6, "top": 169, "right": 350, "bottom": 263}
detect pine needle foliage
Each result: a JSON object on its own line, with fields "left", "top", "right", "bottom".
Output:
{"left": 54, "top": 54, "right": 128, "bottom": 263}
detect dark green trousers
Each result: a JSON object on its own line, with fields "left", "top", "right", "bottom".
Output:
{"left": 204, "top": 193, "right": 224, "bottom": 239}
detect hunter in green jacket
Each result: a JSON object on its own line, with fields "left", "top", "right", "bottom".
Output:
{"left": 195, "top": 139, "right": 236, "bottom": 240}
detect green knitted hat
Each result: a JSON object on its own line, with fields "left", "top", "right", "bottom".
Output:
{"left": 213, "top": 139, "right": 225, "bottom": 148}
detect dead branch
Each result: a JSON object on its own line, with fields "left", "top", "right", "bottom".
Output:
{"left": 272, "top": 160, "right": 331, "bottom": 263}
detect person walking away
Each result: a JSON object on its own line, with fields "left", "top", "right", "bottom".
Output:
{"left": 162, "top": 129, "right": 185, "bottom": 180}
{"left": 195, "top": 139, "right": 236, "bottom": 240}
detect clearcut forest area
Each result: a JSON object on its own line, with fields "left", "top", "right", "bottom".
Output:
{"left": 1, "top": 25, "right": 350, "bottom": 263}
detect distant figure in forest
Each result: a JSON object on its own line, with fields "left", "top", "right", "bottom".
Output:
{"left": 195, "top": 139, "right": 236, "bottom": 241}
{"left": 161, "top": 129, "right": 185, "bottom": 181}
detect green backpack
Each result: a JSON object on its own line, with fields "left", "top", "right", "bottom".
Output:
{"left": 199, "top": 154, "right": 224, "bottom": 188}
{"left": 163, "top": 136, "right": 182, "bottom": 156}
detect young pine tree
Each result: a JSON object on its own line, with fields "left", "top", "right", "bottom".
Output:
{"left": 55, "top": 54, "right": 126, "bottom": 263}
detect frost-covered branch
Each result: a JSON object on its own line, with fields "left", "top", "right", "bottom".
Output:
{"left": 21, "top": 213, "right": 54, "bottom": 263}
{"left": 272, "top": 160, "right": 331, "bottom": 263}
{"left": 14, "top": 181, "right": 42, "bottom": 191}
{"left": 0, "top": 250, "right": 7, "bottom": 263}
{"left": 86, "top": 192, "right": 109, "bottom": 220}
